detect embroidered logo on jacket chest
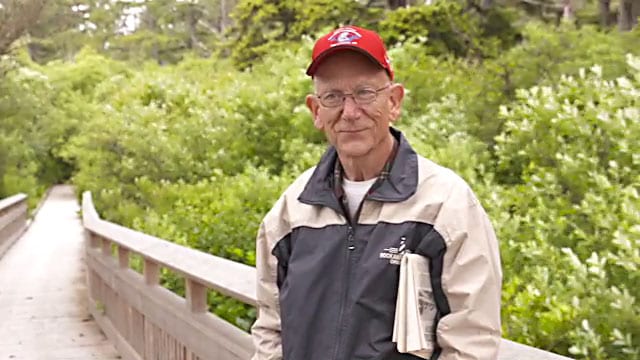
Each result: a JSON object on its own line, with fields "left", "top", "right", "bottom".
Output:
{"left": 379, "top": 237, "right": 407, "bottom": 265}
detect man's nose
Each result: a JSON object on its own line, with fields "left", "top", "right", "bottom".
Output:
{"left": 341, "top": 95, "right": 361, "bottom": 120}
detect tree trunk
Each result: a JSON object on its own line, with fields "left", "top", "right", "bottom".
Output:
{"left": 562, "top": 0, "right": 573, "bottom": 20}
{"left": 619, "top": 0, "right": 633, "bottom": 31}
{"left": 187, "top": 5, "right": 198, "bottom": 50}
{"left": 387, "top": 0, "right": 407, "bottom": 9}
{"left": 0, "top": 0, "right": 47, "bottom": 56}
{"left": 481, "top": 0, "right": 492, "bottom": 9}
{"left": 220, "top": 0, "right": 227, "bottom": 33}
{"left": 599, "top": 0, "right": 611, "bottom": 27}
{"left": 632, "top": 0, "right": 640, "bottom": 27}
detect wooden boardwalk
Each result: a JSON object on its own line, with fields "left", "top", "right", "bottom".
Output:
{"left": 0, "top": 186, "right": 573, "bottom": 360}
{"left": 0, "top": 185, "right": 120, "bottom": 360}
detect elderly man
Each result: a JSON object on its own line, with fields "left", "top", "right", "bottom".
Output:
{"left": 251, "top": 25, "right": 502, "bottom": 360}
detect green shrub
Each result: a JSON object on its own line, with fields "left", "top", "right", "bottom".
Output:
{"left": 494, "top": 56, "right": 640, "bottom": 359}
{"left": 3, "top": 19, "right": 638, "bottom": 359}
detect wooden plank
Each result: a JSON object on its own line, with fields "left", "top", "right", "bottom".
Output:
{"left": 119, "top": 247, "right": 130, "bottom": 269}
{"left": 0, "top": 202, "right": 27, "bottom": 230}
{"left": 129, "top": 304, "right": 145, "bottom": 355}
{"left": 186, "top": 279, "right": 208, "bottom": 313}
{"left": 0, "top": 220, "right": 27, "bottom": 259}
{"left": 0, "top": 186, "right": 119, "bottom": 360}
{"left": 81, "top": 190, "right": 574, "bottom": 360}
{"left": 82, "top": 192, "right": 256, "bottom": 306}
{"left": 86, "top": 247, "right": 254, "bottom": 360}
{"left": 101, "top": 237, "right": 111, "bottom": 257}
{"left": 0, "top": 202, "right": 28, "bottom": 258}
{"left": 0, "top": 193, "right": 27, "bottom": 211}
{"left": 88, "top": 231, "right": 101, "bottom": 248}
{"left": 144, "top": 258, "right": 160, "bottom": 285}
{"left": 1, "top": 344, "right": 120, "bottom": 360}
{"left": 89, "top": 298, "right": 143, "bottom": 360}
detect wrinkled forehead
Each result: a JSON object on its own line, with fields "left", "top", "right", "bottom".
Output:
{"left": 312, "top": 51, "right": 389, "bottom": 90}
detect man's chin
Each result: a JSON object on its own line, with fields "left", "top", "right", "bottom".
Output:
{"left": 335, "top": 143, "right": 372, "bottom": 158}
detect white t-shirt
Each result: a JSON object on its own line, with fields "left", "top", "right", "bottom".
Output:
{"left": 342, "top": 177, "right": 377, "bottom": 220}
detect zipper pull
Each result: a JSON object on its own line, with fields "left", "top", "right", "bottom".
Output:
{"left": 347, "top": 226, "right": 355, "bottom": 250}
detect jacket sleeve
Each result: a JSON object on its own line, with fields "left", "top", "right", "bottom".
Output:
{"left": 434, "top": 186, "right": 503, "bottom": 360}
{"left": 250, "top": 221, "right": 283, "bottom": 360}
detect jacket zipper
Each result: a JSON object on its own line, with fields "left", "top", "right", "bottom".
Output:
{"left": 332, "top": 198, "right": 366, "bottom": 360}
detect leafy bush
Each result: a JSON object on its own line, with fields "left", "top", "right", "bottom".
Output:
{"left": 0, "top": 53, "right": 76, "bottom": 206}
{"left": 493, "top": 56, "right": 640, "bottom": 359}
{"left": 2, "top": 18, "right": 639, "bottom": 359}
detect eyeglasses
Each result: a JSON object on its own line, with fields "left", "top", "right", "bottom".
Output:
{"left": 316, "top": 84, "right": 391, "bottom": 108}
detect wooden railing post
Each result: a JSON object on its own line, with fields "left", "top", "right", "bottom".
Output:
{"left": 81, "top": 189, "right": 573, "bottom": 360}
{"left": 118, "top": 247, "right": 129, "bottom": 268}
{"left": 88, "top": 232, "right": 100, "bottom": 248}
{"left": 144, "top": 258, "right": 160, "bottom": 285}
{"left": 101, "top": 238, "right": 110, "bottom": 256}
{"left": 186, "top": 279, "right": 207, "bottom": 313}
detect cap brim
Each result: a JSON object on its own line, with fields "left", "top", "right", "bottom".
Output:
{"left": 306, "top": 45, "right": 385, "bottom": 77}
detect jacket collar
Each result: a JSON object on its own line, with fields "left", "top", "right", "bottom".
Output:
{"left": 298, "top": 127, "right": 418, "bottom": 212}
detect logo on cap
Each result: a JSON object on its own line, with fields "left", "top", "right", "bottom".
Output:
{"left": 328, "top": 28, "right": 362, "bottom": 46}
{"left": 384, "top": 54, "right": 392, "bottom": 66}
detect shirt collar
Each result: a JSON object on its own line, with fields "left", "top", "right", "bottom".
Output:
{"left": 332, "top": 135, "right": 398, "bottom": 205}
{"left": 298, "top": 127, "right": 418, "bottom": 212}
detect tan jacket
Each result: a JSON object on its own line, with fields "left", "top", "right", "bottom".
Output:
{"left": 251, "top": 128, "right": 502, "bottom": 360}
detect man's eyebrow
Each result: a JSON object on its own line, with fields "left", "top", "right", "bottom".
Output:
{"left": 317, "top": 83, "right": 380, "bottom": 93}
{"left": 315, "top": 86, "right": 342, "bottom": 94}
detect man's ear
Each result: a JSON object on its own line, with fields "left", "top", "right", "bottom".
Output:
{"left": 306, "top": 94, "right": 324, "bottom": 130}
{"left": 388, "top": 83, "right": 405, "bottom": 124}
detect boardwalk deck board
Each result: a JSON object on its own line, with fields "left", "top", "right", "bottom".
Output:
{"left": 0, "top": 186, "right": 120, "bottom": 360}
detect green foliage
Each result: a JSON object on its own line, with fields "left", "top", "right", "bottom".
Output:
{"left": 498, "top": 22, "right": 640, "bottom": 94}
{"left": 396, "top": 55, "right": 640, "bottom": 359}
{"left": 209, "top": 290, "right": 257, "bottom": 331}
{"left": 397, "top": 95, "right": 493, "bottom": 186}
{"left": 495, "top": 61, "right": 639, "bottom": 194}
{"left": 59, "top": 44, "right": 318, "bottom": 225}
{"left": 391, "top": 22, "right": 640, "bottom": 145}
{"left": 379, "top": 2, "right": 518, "bottom": 58}
{"left": 0, "top": 52, "right": 76, "bottom": 206}
{"left": 228, "top": 0, "right": 375, "bottom": 68}
{"left": 130, "top": 167, "right": 293, "bottom": 265}
{"left": 493, "top": 57, "right": 640, "bottom": 359}
{"left": 2, "top": 7, "right": 640, "bottom": 358}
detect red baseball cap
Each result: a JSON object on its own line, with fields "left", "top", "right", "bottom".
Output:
{"left": 306, "top": 25, "right": 394, "bottom": 80}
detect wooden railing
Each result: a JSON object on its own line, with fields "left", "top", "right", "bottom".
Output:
{"left": 0, "top": 193, "right": 28, "bottom": 258}
{"left": 82, "top": 191, "right": 572, "bottom": 360}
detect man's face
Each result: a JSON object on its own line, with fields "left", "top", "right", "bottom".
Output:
{"left": 306, "top": 51, "right": 404, "bottom": 159}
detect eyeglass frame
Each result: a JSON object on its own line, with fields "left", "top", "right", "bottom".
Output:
{"left": 314, "top": 83, "right": 392, "bottom": 108}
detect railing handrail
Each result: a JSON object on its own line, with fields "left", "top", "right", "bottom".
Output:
{"left": 0, "top": 193, "right": 29, "bottom": 259}
{"left": 82, "top": 190, "right": 572, "bottom": 360}
{"left": 0, "top": 193, "right": 27, "bottom": 211}
{"left": 82, "top": 191, "right": 257, "bottom": 306}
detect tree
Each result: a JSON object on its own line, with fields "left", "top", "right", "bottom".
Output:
{"left": 22, "top": 0, "right": 239, "bottom": 64}
{"left": 618, "top": 0, "right": 640, "bottom": 30}
{"left": 229, "top": 0, "right": 373, "bottom": 68}
{"left": 101, "top": 0, "right": 239, "bottom": 63}
{"left": 0, "top": 0, "right": 47, "bottom": 56}
{"left": 25, "top": 0, "right": 124, "bottom": 62}
{"left": 387, "top": 0, "right": 408, "bottom": 8}
{"left": 599, "top": 0, "right": 611, "bottom": 27}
